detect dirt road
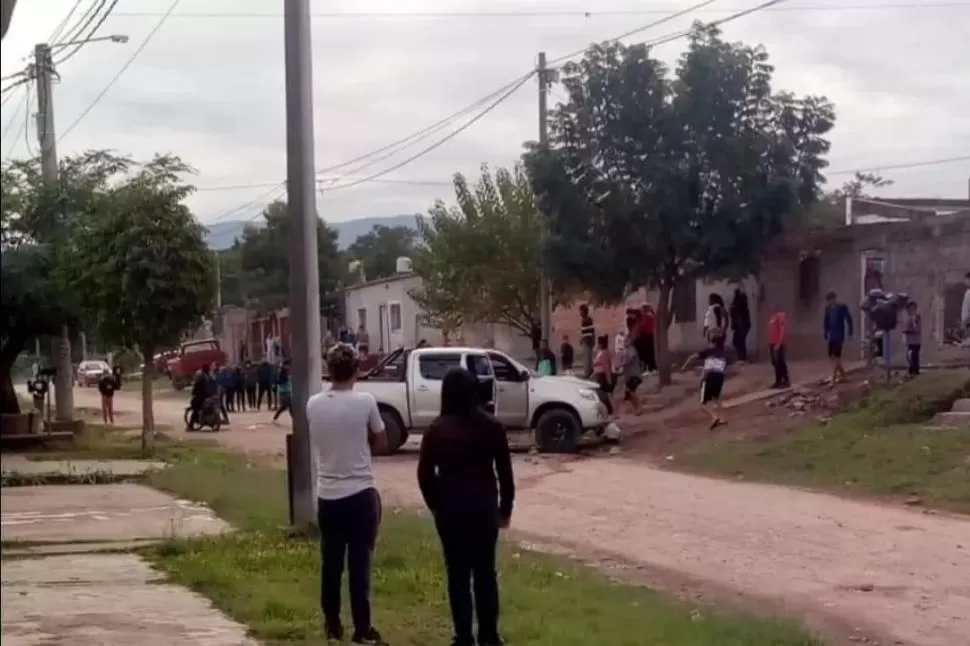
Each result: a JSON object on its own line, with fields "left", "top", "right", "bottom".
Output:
{"left": 77, "top": 388, "right": 970, "bottom": 646}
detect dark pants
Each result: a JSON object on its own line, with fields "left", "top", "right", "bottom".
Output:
{"left": 907, "top": 343, "right": 921, "bottom": 376}
{"left": 235, "top": 386, "right": 246, "bottom": 411}
{"left": 770, "top": 344, "right": 790, "bottom": 387}
{"left": 245, "top": 385, "right": 257, "bottom": 409}
{"left": 257, "top": 382, "right": 272, "bottom": 410}
{"left": 435, "top": 508, "right": 501, "bottom": 645}
{"left": 318, "top": 489, "right": 381, "bottom": 636}
{"left": 732, "top": 327, "right": 749, "bottom": 362}
{"left": 634, "top": 334, "right": 656, "bottom": 372}
{"left": 273, "top": 393, "right": 291, "bottom": 420}
{"left": 222, "top": 387, "right": 234, "bottom": 412}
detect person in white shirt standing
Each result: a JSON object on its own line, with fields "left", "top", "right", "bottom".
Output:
{"left": 307, "top": 344, "right": 388, "bottom": 645}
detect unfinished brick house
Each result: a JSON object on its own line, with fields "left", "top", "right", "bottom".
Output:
{"left": 553, "top": 197, "right": 970, "bottom": 365}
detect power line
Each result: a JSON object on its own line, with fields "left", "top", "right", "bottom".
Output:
{"left": 22, "top": 81, "right": 35, "bottom": 157}
{"left": 53, "top": 0, "right": 108, "bottom": 51}
{"left": 2, "top": 90, "right": 28, "bottom": 159}
{"left": 827, "top": 156, "right": 970, "bottom": 176}
{"left": 48, "top": 0, "right": 88, "bottom": 44}
{"left": 55, "top": 0, "right": 122, "bottom": 66}
{"left": 110, "top": 3, "right": 970, "bottom": 19}
{"left": 58, "top": 0, "right": 181, "bottom": 142}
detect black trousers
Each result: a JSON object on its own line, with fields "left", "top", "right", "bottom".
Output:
{"left": 435, "top": 509, "right": 501, "bottom": 645}
{"left": 732, "top": 328, "right": 749, "bottom": 362}
{"left": 223, "top": 387, "right": 235, "bottom": 412}
{"left": 245, "top": 385, "right": 257, "bottom": 409}
{"left": 257, "top": 382, "right": 273, "bottom": 410}
{"left": 770, "top": 344, "right": 790, "bottom": 387}
{"left": 318, "top": 489, "right": 381, "bottom": 636}
{"left": 634, "top": 335, "right": 656, "bottom": 372}
{"left": 234, "top": 386, "right": 246, "bottom": 411}
{"left": 907, "top": 343, "right": 921, "bottom": 376}
{"left": 273, "top": 394, "right": 291, "bottom": 420}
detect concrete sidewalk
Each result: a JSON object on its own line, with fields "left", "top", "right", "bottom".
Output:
{"left": 1, "top": 460, "right": 256, "bottom": 645}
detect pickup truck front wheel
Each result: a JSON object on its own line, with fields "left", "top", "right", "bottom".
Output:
{"left": 377, "top": 407, "right": 408, "bottom": 456}
{"left": 535, "top": 408, "right": 581, "bottom": 453}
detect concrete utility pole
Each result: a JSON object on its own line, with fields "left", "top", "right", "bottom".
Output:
{"left": 283, "top": 0, "right": 322, "bottom": 531}
{"left": 33, "top": 42, "right": 74, "bottom": 422}
{"left": 537, "top": 52, "right": 556, "bottom": 347}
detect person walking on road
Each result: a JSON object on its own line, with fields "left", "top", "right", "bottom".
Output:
{"left": 634, "top": 303, "right": 657, "bottom": 374}
{"left": 97, "top": 367, "right": 119, "bottom": 424}
{"left": 244, "top": 360, "right": 258, "bottom": 410}
{"left": 256, "top": 360, "right": 273, "bottom": 411}
{"left": 729, "top": 288, "right": 751, "bottom": 363}
{"left": 823, "top": 290, "right": 854, "bottom": 383}
{"left": 308, "top": 344, "right": 388, "bottom": 645}
{"left": 418, "top": 367, "right": 515, "bottom": 646}
{"left": 233, "top": 364, "right": 247, "bottom": 412}
{"left": 272, "top": 360, "right": 292, "bottom": 423}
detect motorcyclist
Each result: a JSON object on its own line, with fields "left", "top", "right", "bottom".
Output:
{"left": 189, "top": 364, "right": 214, "bottom": 427}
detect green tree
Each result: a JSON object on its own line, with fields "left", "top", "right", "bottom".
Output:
{"left": 69, "top": 155, "right": 216, "bottom": 450}
{"left": 412, "top": 165, "right": 543, "bottom": 337}
{"left": 347, "top": 224, "right": 417, "bottom": 283}
{"left": 1, "top": 151, "right": 133, "bottom": 415}
{"left": 236, "top": 200, "right": 343, "bottom": 316}
{"left": 525, "top": 27, "right": 835, "bottom": 384}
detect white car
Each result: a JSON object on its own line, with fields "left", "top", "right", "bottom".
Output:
{"left": 335, "top": 346, "right": 609, "bottom": 454}
{"left": 76, "top": 360, "right": 110, "bottom": 387}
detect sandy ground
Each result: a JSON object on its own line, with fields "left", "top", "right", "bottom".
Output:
{"left": 67, "top": 385, "right": 970, "bottom": 646}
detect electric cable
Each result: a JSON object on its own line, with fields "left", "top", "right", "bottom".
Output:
{"left": 54, "top": 0, "right": 122, "bottom": 66}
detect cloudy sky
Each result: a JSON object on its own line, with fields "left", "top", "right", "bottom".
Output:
{"left": 2, "top": 0, "right": 969, "bottom": 237}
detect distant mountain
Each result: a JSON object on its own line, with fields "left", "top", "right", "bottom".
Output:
{"left": 205, "top": 214, "right": 420, "bottom": 251}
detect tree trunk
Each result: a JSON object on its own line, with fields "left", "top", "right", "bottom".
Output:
{"left": 53, "top": 325, "right": 74, "bottom": 421}
{"left": 0, "top": 331, "right": 28, "bottom": 415}
{"left": 655, "top": 282, "right": 673, "bottom": 387}
{"left": 141, "top": 349, "right": 155, "bottom": 453}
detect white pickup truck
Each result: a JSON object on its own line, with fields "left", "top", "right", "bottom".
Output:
{"left": 343, "top": 346, "right": 609, "bottom": 454}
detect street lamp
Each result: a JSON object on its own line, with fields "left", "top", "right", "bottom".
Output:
{"left": 50, "top": 33, "right": 129, "bottom": 53}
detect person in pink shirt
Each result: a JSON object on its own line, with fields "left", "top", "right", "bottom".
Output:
{"left": 767, "top": 303, "right": 790, "bottom": 388}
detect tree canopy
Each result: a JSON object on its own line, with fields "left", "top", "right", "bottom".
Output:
{"left": 228, "top": 199, "right": 343, "bottom": 316}
{"left": 67, "top": 155, "right": 216, "bottom": 448}
{"left": 347, "top": 224, "right": 417, "bottom": 283}
{"left": 525, "top": 26, "right": 835, "bottom": 383}
{"left": 412, "top": 165, "right": 543, "bottom": 336}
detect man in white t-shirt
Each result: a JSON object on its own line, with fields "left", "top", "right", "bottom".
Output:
{"left": 307, "top": 344, "right": 388, "bottom": 645}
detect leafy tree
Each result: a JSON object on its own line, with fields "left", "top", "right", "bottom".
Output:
{"left": 1, "top": 151, "right": 133, "bottom": 415}
{"left": 235, "top": 199, "right": 343, "bottom": 315}
{"left": 68, "top": 155, "right": 216, "bottom": 450}
{"left": 412, "top": 165, "right": 543, "bottom": 337}
{"left": 525, "top": 26, "right": 835, "bottom": 384}
{"left": 347, "top": 224, "right": 417, "bottom": 283}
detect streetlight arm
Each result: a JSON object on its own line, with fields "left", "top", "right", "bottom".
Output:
{"left": 50, "top": 34, "right": 128, "bottom": 52}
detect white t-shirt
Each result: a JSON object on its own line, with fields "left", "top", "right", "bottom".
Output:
{"left": 307, "top": 389, "right": 385, "bottom": 500}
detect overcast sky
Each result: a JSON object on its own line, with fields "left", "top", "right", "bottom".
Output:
{"left": 2, "top": 0, "right": 969, "bottom": 235}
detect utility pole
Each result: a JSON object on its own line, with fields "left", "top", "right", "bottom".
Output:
{"left": 283, "top": 0, "right": 322, "bottom": 531}
{"left": 537, "top": 52, "right": 556, "bottom": 347}
{"left": 33, "top": 42, "right": 74, "bottom": 422}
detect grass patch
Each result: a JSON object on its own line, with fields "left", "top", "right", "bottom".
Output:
{"left": 678, "top": 370, "right": 970, "bottom": 514}
{"left": 18, "top": 423, "right": 177, "bottom": 461}
{"left": 142, "top": 445, "right": 822, "bottom": 646}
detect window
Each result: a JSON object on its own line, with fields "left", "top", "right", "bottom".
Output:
{"left": 672, "top": 279, "right": 697, "bottom": 323}
{"left": 418, "top": 353, "right": 461, "bottom": 380}
{"left": 798, "top": 254, "right": 821, "bottom": 303}
{"left": 183, "top": 341, "right": 217, "bottom": 355}
{"left": 357, "top": 308, "right": 367, "bottom": 329}
{"left": 465, "top": 354, "right": 494, "bottom": 378}
{"left": 487, "top": 352, "right": 519, "bottom": 381}
{"left": 389, "top": 302, "right": 402, "bottom": 331}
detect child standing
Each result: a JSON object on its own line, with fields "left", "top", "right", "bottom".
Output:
{"left": 902, "top": 301, "right": 922, "bottom": 376}
{"left": 560, "top": 334, "right": 575, "bottom": 374}
{"left": 767, "top": 303, "right": 791, "bottom": 388}
{"left": 682, "top": 341, "right": 729, "bottom": 429}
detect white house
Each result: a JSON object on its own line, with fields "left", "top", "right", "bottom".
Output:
{"left": 343, "top": 260, "right": 534, "bottom": 359}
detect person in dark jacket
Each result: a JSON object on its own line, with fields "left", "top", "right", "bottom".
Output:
{"left": 823, "top": 290, "right": 854, "bottom": 383}
{"left": 417, "top": 367, "right": 515, "bottom": 646}
{"left": 233, "top": 364, "right": 247, "bottom": 411}
{"left": 243, "top": 360, "right": 258, "bottom": 409}
{"left": 272, "top": 360, "right": 292, "bottom": 422}
{"left": 256, "top": 360, "right": 273, "bottom": 411}
{"left": 189, "top": 364, "right": 214, "bottom": 427}
{"left": 729, "top": 288, "right": 751, "bottom": 362}
{"left": 216, "top": 365, "right": 235, "bottom": 414}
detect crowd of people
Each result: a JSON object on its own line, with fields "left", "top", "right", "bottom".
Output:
{"left": 187, "top": 358, "right": 294, "bottom": 427}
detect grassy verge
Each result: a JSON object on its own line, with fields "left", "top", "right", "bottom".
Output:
{"left": 19, "top": 423, "right": 179, "bottom": 461}
{"left": 677, "top": 370, "right": 970, "bottom": 514}
{"left": 143, "top": 445, "right": 822, "bottom": 646}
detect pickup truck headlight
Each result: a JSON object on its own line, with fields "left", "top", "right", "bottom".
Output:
{"left": 576, "top": 388, "right": 599, "bottom": 401}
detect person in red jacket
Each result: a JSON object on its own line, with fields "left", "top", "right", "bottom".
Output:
{"left": 767, "top": 303, "right": 791, "bottom": 388}
{"left": 634, "top": 303, "right": 657, "bottom": 374}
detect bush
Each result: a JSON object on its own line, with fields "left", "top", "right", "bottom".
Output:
{"left": 859, "top": 369, "right": 970, "bottom": 425}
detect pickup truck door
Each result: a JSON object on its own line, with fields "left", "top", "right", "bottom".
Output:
{"left": 464, "top": 353, "right": 497, "bottom": 415}
{"left": 408, "top": 351, "right": 461, "bottom": 428}
{"left": 487, "top": 351, "right": 529, "bottom": 429}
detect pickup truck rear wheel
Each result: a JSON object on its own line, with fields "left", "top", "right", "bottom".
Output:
{"left": 535, "top": 408, "right": 581, "bottom": 453}
{"left": 377, "top": 407, "right": 406, "bottom": 456}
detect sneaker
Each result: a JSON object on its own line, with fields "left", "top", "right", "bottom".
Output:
{"left": 352, "top": 627, "right": 388, "bottom": 645}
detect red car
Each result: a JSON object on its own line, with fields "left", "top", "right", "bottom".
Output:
{"left": 166, "top": 338, "right": 227, "bottom": 390}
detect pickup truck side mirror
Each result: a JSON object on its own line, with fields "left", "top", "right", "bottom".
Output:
{"left": 519, "top": 370, "right": 530, "bottom": 381}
